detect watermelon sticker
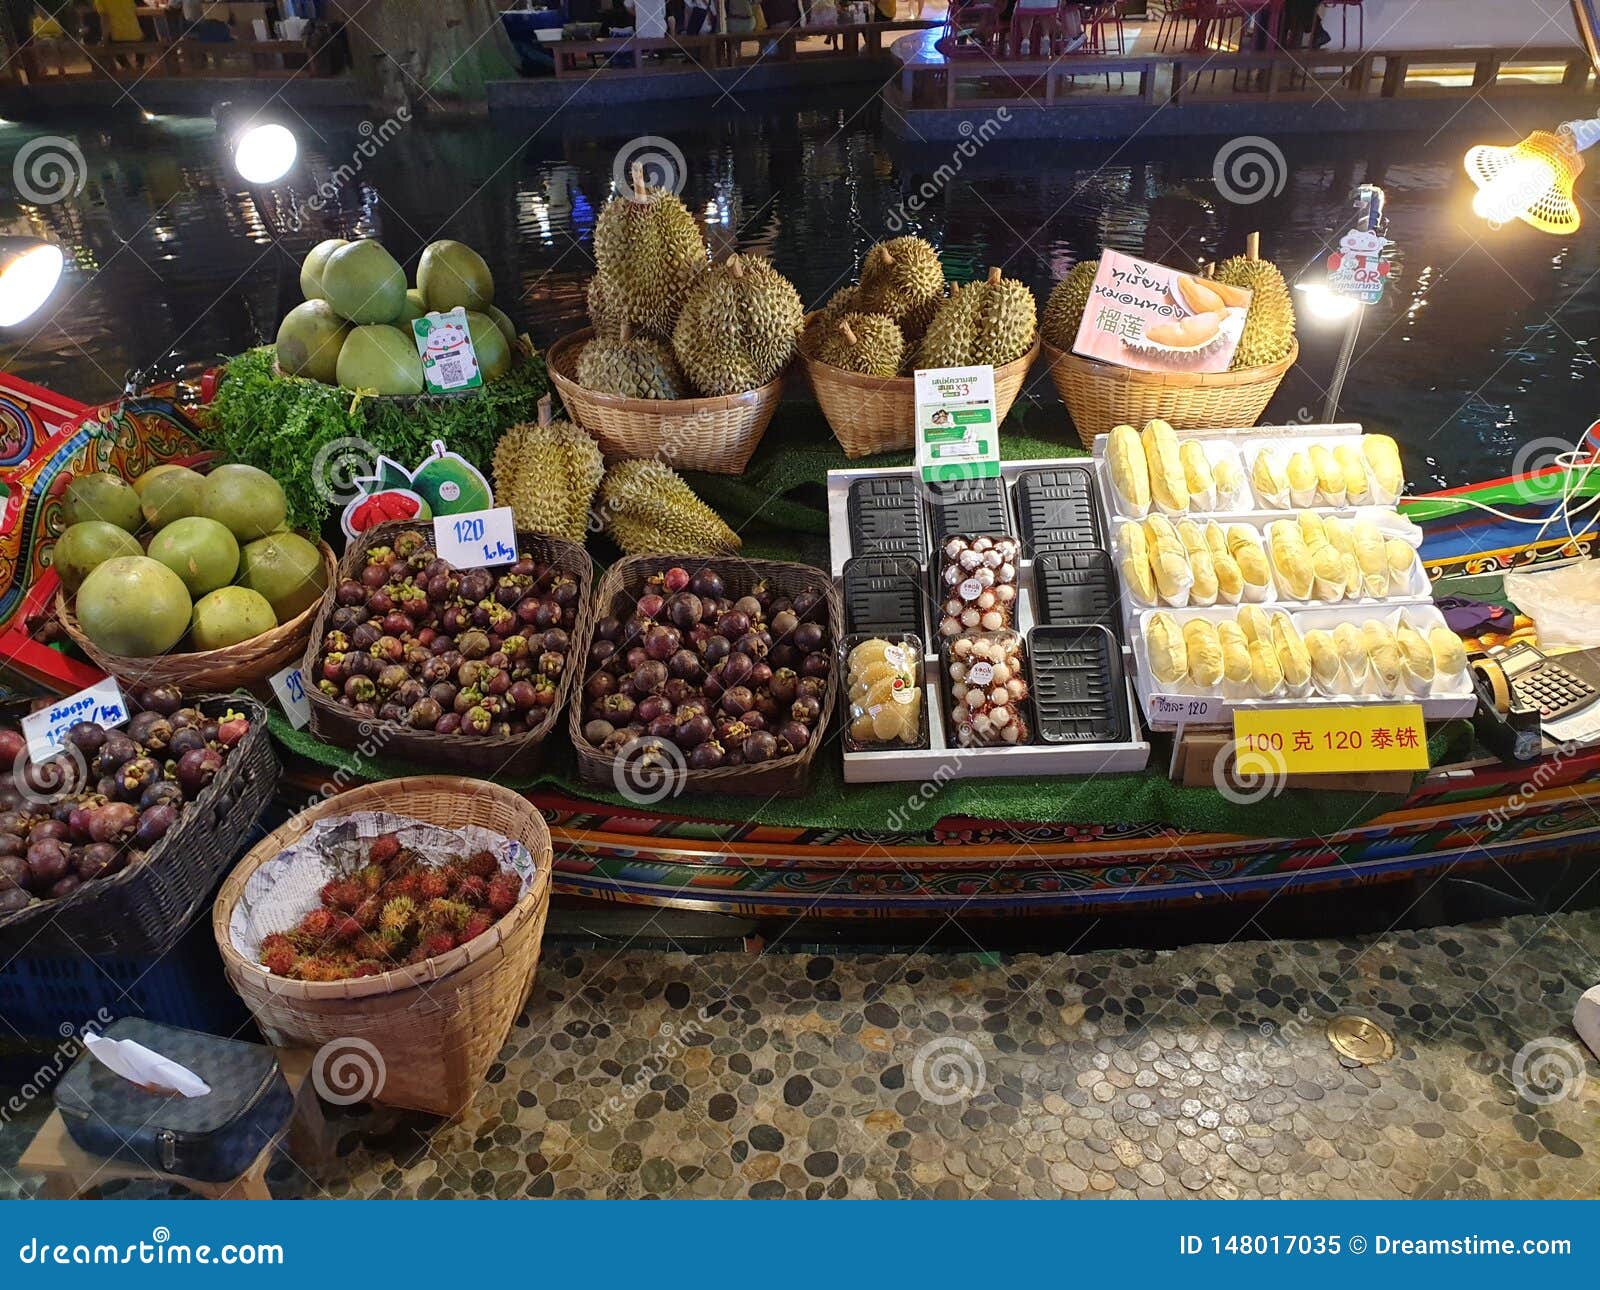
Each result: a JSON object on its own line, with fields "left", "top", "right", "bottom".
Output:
{"left": 339, "top": 440, "right": 493, "bottom": 541}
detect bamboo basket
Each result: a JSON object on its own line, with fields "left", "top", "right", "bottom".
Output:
{"left": 212, "top": 777, "right": 552, "bottom": 1118}
{"left": 798, "top": 328, "right": 1039, "bottom": 459}
{"left": 301, "top": 520, "right": 593, "bottom": 779}
{"left": 1044, "top": 337, "right": 1299, "bottom": 449}
{"left": 547, "top": 328, "right": 780, "bottom": 474}
{"left": 571, "top": 554, "right": 842, "bottom": 798}
{"left": 55, "top": 542, "right": 336, "bottom": 697}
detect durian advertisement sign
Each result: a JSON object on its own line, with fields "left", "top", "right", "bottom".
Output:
{"left": 914, "top": 365, "right": 999, "bottom": 483}
{"left": 1072, "top": 250, "right": 1250, "bottom": 375}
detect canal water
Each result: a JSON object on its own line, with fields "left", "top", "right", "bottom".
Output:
{"left": 3, "top": 94, "right": 1595, "bottom": 487}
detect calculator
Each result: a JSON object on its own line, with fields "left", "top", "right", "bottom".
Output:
{"left": 1496, "top": 643, "right": 1600, "bottom": 721}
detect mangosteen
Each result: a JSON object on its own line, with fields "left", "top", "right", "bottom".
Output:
{"left": 736, "top": 632, "right": 769, "bottom": 661}
{"left": 584, "top": 671, "right": 617, "bottom": 703}
{"left": 585, "top": 719, "right": 616, "bottom": 745}
{"left": 687, "top": 740, "right": 726, "bottom": 770}
{"left": 458, "top": 629, "right": 492, "bottom": 660}
{"left": 721, "top": 652, "right": 754, "bottom": 687}
{"left": 28, "top": 819, "right": 69, "bottom": 844}
{"left": 0, "top": 887, "right": 31, "bottom": 913}
{"left": 48, "top": 875, "right": 81, "bottom": 901}
{"left": 792, "top": 694, "right": 823, "bottom": 725}
{"left": 335, "top": 579, "right": 366, "bottom": 606}
{"left": 792, "top": 588, "right": 825, "bottom": 622}
{"left": 75, "top": 842, "right": 124, "bottom": 883}
{"left": 633, "top": 660, "right": 669, "bottom": 694}
{"left": 140, "top": 781, "right": 184, "bottom": 811}
{"left": 429, "top": 682, "right": 458, "bottom": 709}
{"left": 666, "top": 593, "right": 703, "bottom": 632}
{"left": 26, "top": 839, "right": 70, "bottom": 885}
{"left": 63, "top": 721, "right": 107, "bottom": 759}
{"left": 168, "top": 727, "right": 206, "bottom": 760}
{"left": 771, "top": 609, "right": 799, "bottom": 640}
{"left": 175, "top": 748, "right": 224, "bottom": 798}
{"left": 379, "top": 702, "right": 408, "bottom": 725}
{"left": 661, "top": 678, "right": 695, "bottom": 707}
{"left": 742, "top": 731, "right": 779, "bottom": 763}
{"left": 801, "top": 652, "right": 831, "bottom": 679}
{"left": 0, "top": 833, "right": 21, "bottom": 858}
{"left": 717, "top": 610, "right": 751, "bottom": 640}
{"left": 117, "top": 756, "right": 161, "bottom": 801}
{"left": 720, "top": 686, "right": 754, "bottom": 717}
{"left": 595, "top": 616, "right": 622, "bottom": 643}
{"left": 599, "top": 693, "right": 637, "bottom": 723}
{"left": 675, "top": 712, "right": 714, "bottom": 748}
{"left": 703, "top": 635, "right": 731, "bottom": 666}
{"left": 0, "top": 854, "right": 28, "bottom": 890}
{"left": 777, "top": 721, "right": 811, "bottom": 754}
{"left": 133, "top": 803, "right": 178, "bottom": 847}
{"left": 461, "top": 569, "right": 494, "bottom": 602}
{"left": 434, "top": 713, "right": 462, "bottom": 735}
{"left": 688, "top": 569, "right": 724, "bottom": 601}
{"left": 770, "top": 668, "right": 799, "bottom": 703}
{"left": 126, "top": 711, "right": 174, "bottom": 752}
{"left": 668, "top": 649, "right": 703, "bottom": 683}
{"left": 93, "top": 730, "right": 138, "bottom": 777}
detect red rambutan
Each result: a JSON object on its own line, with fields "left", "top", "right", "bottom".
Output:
{"left": 329, "top": 913, "right": 364, "bottom": 941}
{"left": 455, "top": 875, "right": 489, "bottom": 907}
{"left": 320, "top": 879, "right": 366, "bottom": 912}
{"left": 357, "top": 864, "right": 385, "bottom": 893}
{"left": 419, "top": 931, "right": 458, "bottom": 959}
{"left": 417, "top": 869, "right": 452, "bottom": 901}
{"left": 261, "top": 944, "right": 297, "bottom": 976}
{"left": 487, "top": 873, "right": 521, "bottom": 917}
{"left": 461, "top": 910, "right": 493, "bottom": 943}
{"left": 299, "top": 908, "right": 335, "bottom": 940}
{"left": 349, "top": 958, "right": 387, "bottom": 977}
{"left": 369, "top": 834, "right": 402, "bottom": 866}
{"left": 463, "top": 851, "right": 498, "bottom": 880}
{"left": 354, "top": 897, "right": 384, "bottom": 930}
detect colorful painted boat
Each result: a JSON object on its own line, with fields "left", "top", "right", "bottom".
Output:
{"left": 5, "top": 376, "right": 1597, "bottom": 920}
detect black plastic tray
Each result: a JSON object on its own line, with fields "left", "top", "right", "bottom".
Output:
{"left": 1026, "top": 624, "right": 1131, "bottom": 745}
{"left": 842, "top": 555, "right": 925, "bottom": 637}
{"left": 848, "top": 477, "right": 927, "bottom": 560}
{"left": 925, "top": 475, "right": 1008, "bottom": 541}
{"left": 1012, "top": 465, "right": 1101, "bottom": 553}
{"left": 1035, "top": 549, "right": 1120, "bottom": 637}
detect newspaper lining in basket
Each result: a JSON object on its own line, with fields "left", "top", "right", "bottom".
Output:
{"left": 227, "top": 810, "right": 536, "bottom": 962}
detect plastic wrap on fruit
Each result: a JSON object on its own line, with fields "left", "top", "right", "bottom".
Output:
{"left": 947, "top": 632, "right": 1029, "bottom": 747}
{"left": 936, "top": 536, "right": 1019, "bottom": 637}
{"left": 845, "top": 637, "right": 921, "bottom": 748}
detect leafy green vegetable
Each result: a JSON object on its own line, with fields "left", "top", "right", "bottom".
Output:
{"left": 209, "top": 347, "right": 551, "bottom": 530}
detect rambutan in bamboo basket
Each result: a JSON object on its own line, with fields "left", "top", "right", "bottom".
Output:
{"left": 798, "top": 327, "right": 1039, "bottom": 460}
{"left": 212, "top": 777, "right": 552, "bottom": 1118}
{"left": 55, "top": 540, "right": 336, "bottom": 698}
{"left": 547, "top": 327, "right": 781, "bottom": 474}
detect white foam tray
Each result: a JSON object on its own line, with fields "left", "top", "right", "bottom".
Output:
{"left": 826, "top": 462, "right": 1150, "bottom": 781}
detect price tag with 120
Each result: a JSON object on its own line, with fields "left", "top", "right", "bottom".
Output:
{"left": 1232, "top": 704, "right": 1428, "bottom": 775}
{"left": 434, "top": 507, "right": 518, "bottom": 569}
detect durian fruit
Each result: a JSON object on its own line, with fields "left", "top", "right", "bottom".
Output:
{"left": 1286, "top": 451, "right": 1318, "bottom": 508}
{"left": 1272, "top": 613, "right": 1311, "bottom": 689}
{"left": 1119, "top": 521, "right": 1157, "bottom": 605}
{"left": 1180, "top": 441, "right": 1216, "bottom": 511}
{"left": 1213, "top": 453, "right": 1245, "bottom": 509}
{"left": 1335, "top": 443, "right": 1373, "bottom": 505}
{"left": 856, "top": 237, "right": 945, "bottom": 335}
{"left": 1333, "top": 622, "right": 1369, "bottom": 681}
{"left": 1213, "top": 255, "right": 1296, "bottom": 371}
{"left": 1205, "top": 524, "right": 1245, "bottom": 603}
{"left": 914, "top": 267, "right": 1037, "bottom": 369}
{"left": 671, "top": 253, "right": 803, "bottom": 396}
{"left": 1362, "top": 433, "right": 1404, "bottom": 501}
{"left": 1385, "top": 537, "right": 1415, "bottom": 582}
{"left": 1225, "top": 525, "right": 1271, "bottom": 595}
{"left": 812, "top": 312, "right": 905, "bottom": 378}
{"left": 1108, "top": 424, "right": 1151, "bottom": 516}
{"left": 1143, "top": 514, "right": 1193, "bottom": 604}
{"left": 1142, "top": 419, "right": 1188, "bottom": 514}
{"left": 1146, "top": 611, "right": 1188, "bottom": 686}
{"left": 1268, "top": 524, "right": 1314, "bottom": 600}
{"left": 599, "top": 459, "right": 741, "bottom": 557}
{"left": 1040, "top": 259, "right": 1098, "bottom": 349}
{"left": 1304, "top": 629, "right": 1343, "bottom": 690}
{"left": 1237, "top": 604, "right": 1272, "bottom": 646}
{"left": 1250, "top": 447, "right": 1290, "bottom": 509}
{"left": 587, "top": 273, "right": 626, "bottom": 340}
{"left": 491, "top": 396, "right": 604, "bottom": 544}
{"left": 593, "top": 169, "right": 709, "bottom": 339}
{"left": 1183, "top": 619, "right": 1224, "bottom": 687}
{"left": 1247, "top": 639, "right": 1284, "bottom": 697}
{"left": 1324, "top": 517, "right": 1364, "bottom": 598}
{"left": 576, "top": 323, "right": 687, "bottom": 400}
{"left": 1429, "top": 626, "right": 1468, "bottom": 677}
{"left": 1217, "top": 620, "right": 1252, "bottom": 685}
{"left": 1177, "top": 519, "right": 1218, "bottom": 606}
{"left": 1362, "top": 619, "right": 1402, "bottom": 691}
{"left": 1310, "top": 443, "right": 1345, "bottom": 506}
{"left": 1351, "top": 518, "right": 1389, "bottom": 597}
{"left": 1396, "top": 620, "right": 1435, "bottom": 685}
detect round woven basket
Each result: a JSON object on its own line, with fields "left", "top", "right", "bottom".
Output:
{"left": 212, "top": 776, "right": 552, "bottom": 1118}
{"left": 55, "top": 540, "right": 337, "bottom": 696}
{"left": 547, "top": 328, "right": 781, "bottom": 474}
{"left": 798, "top": 330, "right": 1039, "bottom": 459}
{"left": 1043, "top": 337, "right": 1299, "bottom": 449}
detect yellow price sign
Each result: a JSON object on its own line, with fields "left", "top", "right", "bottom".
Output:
{"left": 1232, "top": 704, "right": 1429, "bottom": 775}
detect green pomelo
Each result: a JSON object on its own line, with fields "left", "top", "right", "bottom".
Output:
{"left": 63, "top": 473, "right": 141, "bottom": 532}
{"left": 237, "top": 531, "right": 327, "bottom": 621}
{"left": 199, "top": 463, "right": 287, "bottom": 543}
{"left": 132, "top": 464, "right": 183, "bottom": 497}
{"left": 320, "top": 239, "right": 406, "bottom": 325}
{"left": 336, "top": 325, "right": 425, "bottom": 396}
{"left": 487, "top": 304, "right": 517, "bottom": 348}
{"left": 401, "top": 289, "right": 427, "bottom": 323}
{"left": 275, "top": 299, "right": 349, "bottom": 384}
{"left": 190, "top": 586, "right": 277, "bottom": 650}
{"left": 52, "top": 521, "right": 141, "bottom": 593}
{"left": 76, "top": 556, "right": 192, "bottom": 657}
{"left": 465, "top": 310, "right": 511, "bottom": 381}
{"left": 418, "top": 239, "right": 494, "bottom": 313}
{"left": 146, "top": 515, "right": 240, "bottom": 597}
{"left": 139, "top": 467, "right": 206, "bottom": 530}
{"left": 299, "top": 238, "right": 348, "bottom": 301}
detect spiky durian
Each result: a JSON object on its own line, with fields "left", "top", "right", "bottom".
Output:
{"left": 856, "top": 237, "right": 945, "bottom": 330}
{"left": 1040, "top": 259, "right": 1098, "bottom": 349}
{"left": 587, "top": 273, "right": 626, "bottom": 341}
{"left": 914, "top": 267, "right": 1037, "bottom": 369}
{"left": 1213, "top": 255, "right": 1296, "bottom": 370}
{"left": 811, "top": 312, "right": 905, "bottom": 377}
{"left": 492, "top": 397, "right": 603, "bottom": 544}
{"left": 600, "top": 459, "right": 741, "bottom": 557}
{"left": 670, "top": 253, "right": 804, "bottom": 397}
{"left": 576, "top": 324, "right": 687, "bottom": 400}
{"left": 593, "top": 169, "right": 709, "bottom": 339}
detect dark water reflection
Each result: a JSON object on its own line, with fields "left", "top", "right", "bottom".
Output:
{"left": 1, "top": 96, "right": 1595, "bottom": 488}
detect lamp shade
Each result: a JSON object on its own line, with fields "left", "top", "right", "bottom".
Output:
{"left": 1464, "top": 129, "right": 1584, "bottom": 234}
{"left": 0, "top": 237, "right": 64, "bottom": 327}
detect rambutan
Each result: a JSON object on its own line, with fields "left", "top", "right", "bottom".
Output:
{"left": 419, "top": 931, "right": 458, "bottom": 959}
{"left": 349, "top": 958, "right": 387, "bottom": 978}
{"left": 357, "top": 864, "right": 385, "bottom": 893}
{"left": 385, "top": 871, "right": 422, "bottom": 901}
{"left": 487, "top": 873, "right": 521, "bottom": 917}
{"left": 261, "top": 942, "right": 297, "bottom": 976}
{"left": 329, "top": 913, "right": 365, "bottom": 942}
{"left": 416, "top": 869, "right": 452, "bottom": 901}
{"left": 461, "top": 910, "right": 494, "bottom": 943}
{"left": 369, "top": 834, "right": 402, "bottom": 866}
{"left": 379, "top": 896, "right": 418, "bottom": 936}
{"left": 421, "top": 898, "right": 471, "bottom": 933}
{"left": 349, "top": 933, "right": 393, "bottom": 961}
{"left": 299, "top": 908, "right": 335, "bottom": 941}
{"left": 319, "top": 879, "right": 366, "bottom": 912}
{"left": 455, "top": 875, "right": 489, "bottom": 907}
{"left": 463, "top": 851, "right": 499, "bottom": 880}
{"left": 293, "top": 955, "right": 355, "bottom": 983}
{"left": 354, "top": 896, "right": 384, "bottom": 930}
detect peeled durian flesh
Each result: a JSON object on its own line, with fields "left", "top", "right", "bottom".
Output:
{"left": 1251, "top": 448, "right": 1290, "bottom": 505}
{"left": 1217, "top": 620, "right": 1252, "bottom": 685}
{"left": 1248, "top": 639, "right": 1284, "bottom": 697}
{"left": 1272, "top": 613, "right": 1312, "bottom": 689}
{"left": 1336, "top": 443, "right": 1372, "bottom": 505}
{"left": 1119, "top": 521, "right": 1157, "bottom": 604}
{"left": 1429, "top": 627, "right": 1467, "bottom": 676}
{"left": 1180, "top": 441, "right": 1215, "bottom": 506}
{"left": 1147, "top": 612, "right": 1188, "bottom": 686}
{"left": 1362, "top": 619, "right": 1401, "bottom": 688}
{"left": 1362, "top": 433, "right": 1404, "bottom": 498}
{"left": 1396, "top": 622, "right": 1434, "bottom": 681}
{"left": 1142, "top": 419, "right": 1188, "bottom": 513}
{"left": 1304, "top": 629, "right": 1342, "bottom": 687}
{"left": 1107, "top": 424, "right": 1150, "bottom": 514}
{"left": 1183, "top": 619, "right": 1224, "bottom": 687}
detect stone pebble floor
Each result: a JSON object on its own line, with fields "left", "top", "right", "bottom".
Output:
{"left": 1, "top": 909, "right": 1597, "bottom": 1199}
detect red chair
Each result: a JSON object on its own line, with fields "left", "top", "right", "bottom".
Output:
{"left": 1153, "top": 0, "right": 1204, "bottom": 51}
{"left": 1083, "top": 0, "right": 1124, "bottom": 52}
{"left": 937, "top": 0, "right": 1006, "bottom": 57}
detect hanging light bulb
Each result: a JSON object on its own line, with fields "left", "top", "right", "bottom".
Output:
{"left": 232, "top": 122, "right": 297, "bottom": 185}
{"left": 0, "top": 238, "right": 64, "bottom": 327}
{"left": 1464, "top": 119, "right": 1600, "bottom": 234}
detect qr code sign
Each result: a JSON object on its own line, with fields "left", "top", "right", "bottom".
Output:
{"left": 436, "top": 357, "right": 466, "bottom": 387}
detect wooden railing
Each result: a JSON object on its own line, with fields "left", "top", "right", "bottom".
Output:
{"left": 553, "top": 20, "right": 939, "bottom": 79}
{"left": 890, "top": 43, "right": 1595, "bottom": 111}
{"left": 8, "top": 35, "right": 320, "bottom": 83}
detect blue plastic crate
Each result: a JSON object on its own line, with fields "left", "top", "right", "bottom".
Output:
{"left": 0, "top": 910, "right": 252, "bottom": 1049}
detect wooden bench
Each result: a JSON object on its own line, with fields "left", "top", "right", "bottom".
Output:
{"left": 552, "top": 33, "right": 720, "bottom": 78}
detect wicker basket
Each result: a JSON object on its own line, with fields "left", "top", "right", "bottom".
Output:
{"left": 1044, "top": 337, "right": 1299, "bottom": 449}
{"left": 570, "top": 554, "right": 842, "bottom": 797}
{"left": 798, "top": 328, "right": 1039, "bottom": 459}
{"left": 301, "top": 520, "right": 594, "bottom": 780}
{"left": 212, "top": 777, "right": 552, "bottom": 1117}
{"left": 55, "top": 542, "right": 336, "bottom": 698}
{"left": 0, "top": 695, "right": 279, "bottom": 960}
{"left": 546, "top": 328, "right": 780, "bottom": 474}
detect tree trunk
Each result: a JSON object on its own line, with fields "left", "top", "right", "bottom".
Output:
{"left": 336, "top": 0, "right": 516, "bottom": 106}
